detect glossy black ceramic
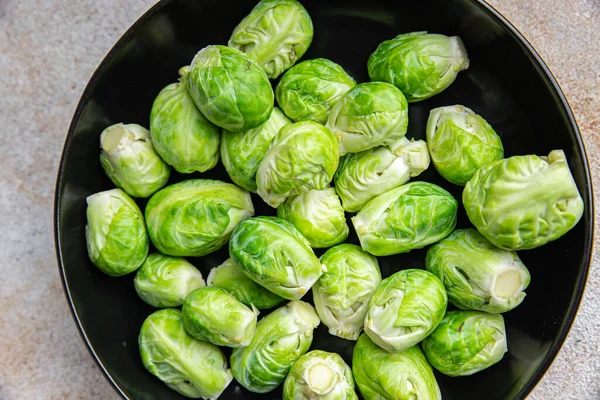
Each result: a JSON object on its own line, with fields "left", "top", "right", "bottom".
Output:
{"left": 55, "top": 0, "right": 594, "bottom": 399}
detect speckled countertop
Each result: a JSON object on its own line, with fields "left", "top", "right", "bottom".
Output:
{"left": 0, "top": 0, "right": 598, "bottom": 398}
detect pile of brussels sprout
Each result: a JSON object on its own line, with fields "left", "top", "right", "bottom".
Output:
{"left": 84, "top": 0, "right": 585, "bottom": 398}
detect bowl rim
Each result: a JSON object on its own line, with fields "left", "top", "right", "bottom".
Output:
{"left": 53, "top": 0, "right": 595, "bottom": 399}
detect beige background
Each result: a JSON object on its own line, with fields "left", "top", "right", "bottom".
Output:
{"left": 0, "top": 0, "right": 598, "bottom": 398}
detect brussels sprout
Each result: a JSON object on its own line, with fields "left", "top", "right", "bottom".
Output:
{"left": 256, "top": 121, "right": 339, "bottom": 208}
{"left": 421, "top": 311, "right": 507, "bottom": 377}
{"left": 353, "top": 333, "right": 441, "bottom": 400}
{"left": 334, "top": 137, "right": 430, "bottom": 212}
{"left": 426, "top": 229, "right": 530, "bottom": 313}
{"left": 277, "top": 187, "right": 349, "bottom": 248}
{"left": 426, "top": 105, "right": 503, "bottom": 185}
{"left": 229, "top": 0, "right": 313, "bottom": 79}
{"left": 85, "top": 189, "right": 148, "bottom": 276}
{"left": 221, "top": 107, "right": 291, "bottom": 192}
{"left": 229, "top": 217, "right": 324, "bottom": 300}
{"left": 368, "top": 31, "right": 469, "bottom": 102}
{"left": 99, "top": 123, "right": 170, "bottom": 198}
{"left": 313, "top": 244, "right": 381, "bottom": 340}
{"left": 326, "top": 82, "right": 409, "bottom": 155}
{"left": 187, "top": 45, "right": 274, "bottom": 132}
{"left": 352, "top": 182, "right": 458, "bottom": 256}
{"left": 463, "top": 150, "right": 584, "bottom": 250}
{"left": 276, "top": 58, "right": 356, "bottom": 124}
{"left": 145, "top": 179, "right": 254, "bottom": 257}
{"left": 134, "top": 253, "right": 205, "bottom": 308}
{"left": 283, "top": 350, "right": 357, "bottom": 400}
{"left": 139, "top": 309, "right": 233, "bottom": 399}
{"left": 231, "top": 300, "right": 320, "bottom": 393}
{"left": 182, "top": 287, "right": 258, "bottom": 348}
{"left": 364, "top": 269, "right": 447, "bottom": 353}
{"left": 207, "top": 258, "right": 285, "bottom": 309}
{"left": 150, "top": 66, "right": 221, "bottom": 174}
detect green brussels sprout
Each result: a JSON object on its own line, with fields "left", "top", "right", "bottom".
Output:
{"left": 426, "top": 229, "right": 531, "bottom": 313}
{"left": 463, "top": 150, "right": 584, "bottom": 250}
{"left": 277, "top": 187, "right": 349, "bottom": 248}
{"left": 426, "top": 105, "right": 503, "bottom": 185}
{"left": 352, "top": 182, "right": 458, "bottom": 256}
{"left": 334, "top": 137, "right": 430, "bottom": 212}
{"left": 139, "top": 309, "right": 233, "bottom": 399}
{"left": 276, "top": 58, "right": 356, "bottom": 124}
{"left": 364, "top": 269, "right": 447, "bottom": 353}
{"left": 99, "top": 123, "right": 170, "bottom": 198}
{"left": 134, "top": 253, "right": 205, "bottom": 308}
{"left": 283, "top": 350, "right": 357, "bottom": 400}
{"left": 313, "top": 244, "right": 381, "bottom": 340}
{"left": 368, "top": 31, "right": 470, "bottom": 102}
{"left": 85, "top": 189, "right": 148, "bottom": 276}
{"left": 145, "top": 179, "right": 254, "bottom": 257}
{"left": 421, "top": 311, "right": 507, "bottom": 377}
{"left": 353, "top": 333, "right": 441, "bottom": 400}
{"left": 229, "top": 217, "right": 324, "bottom": 300}
{"left": 231, "top": 300, "right": 320, "bottom": 393}
{"left": 221, "top": 107, "right": 291, "bottom": 192}
{"left": 150, "top": 66, "right": 221, "bottom": 174}
{"left": 326, "top": 82, "right": 409, "bottom": 155}
{"left": 229, "top": 0, "right": 313, "bottom": 79}
{"left": 182, "top": 287, "right": 258, "bottom": 348}
{"left": 187, "top": 45, "right": 274, "bottom": 132}
{"left": 256, "top": 121, "right": 339, "bottom": 208}
{"left": 207, "top": 258, "right": 285, "bottom": 310}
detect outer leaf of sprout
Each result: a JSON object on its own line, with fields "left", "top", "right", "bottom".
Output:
{"left": 426, "top": 105, "right": 503, "bottom": 185}
{"left": 99, "top": 123, "right": 170, "bottom": 198}
{"left": 352, "top": 182, "right": 458, "bottom": 256}
{"left": 463, "top": 150, "right": 584, "bottom": 250}
{"left": 334, "top": 137, "right": 430, "bottom": 212}
{"left": 277, "top": 187, "right": 349, "bottom": 248}
{"left": 364, "top": 269, "right": 447, "bottom": 353}
{"left": 138, "top": 309, "right": 233, "bottom": 399}
{"left": 145, "top": 179, "right": 254, "bottom": 257}
{"left": 313, "top": 244, "right": 381, "bottom": 340}
{"left": 85, "top": 188, "right": 148, "bottom": 276}
{"left": 368, "top": 31, "right": 469, "bottom": 102}
{"left": 326, "top": 82, "right": 409, "bottom": 155}
{"left": 206, "top": 258, "right": 285, "bottom": 310}
{"left": 353, "top": 333, "right": 441, "bottom": 400}
{"left": 229, "top": 0, "right": 314, "bottom": 79}
{"left": 229, "top": 216, "right": 324, "bottom": 300}
{"left": 230, "top": 301, "right": 320, "bottom": 393}
{"left": 421, "top": 311, "right": 507, "bottom": 376}
{"left": 426, "top": 229, "right": 530, "bottom": 313}
{"left": 134, "top": 253, "right": 205, "bottom": 307}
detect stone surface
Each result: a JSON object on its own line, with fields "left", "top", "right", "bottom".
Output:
{"left": 0, "top": 0, "right": 597, "bottom": 399}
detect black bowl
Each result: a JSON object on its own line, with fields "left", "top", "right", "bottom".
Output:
{"left": 54, "top": 0, "right": 594, "bottom": 399}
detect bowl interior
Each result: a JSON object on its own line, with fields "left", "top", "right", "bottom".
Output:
{"left": 55, "top": 0, "right": 593, "bottom": 399}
